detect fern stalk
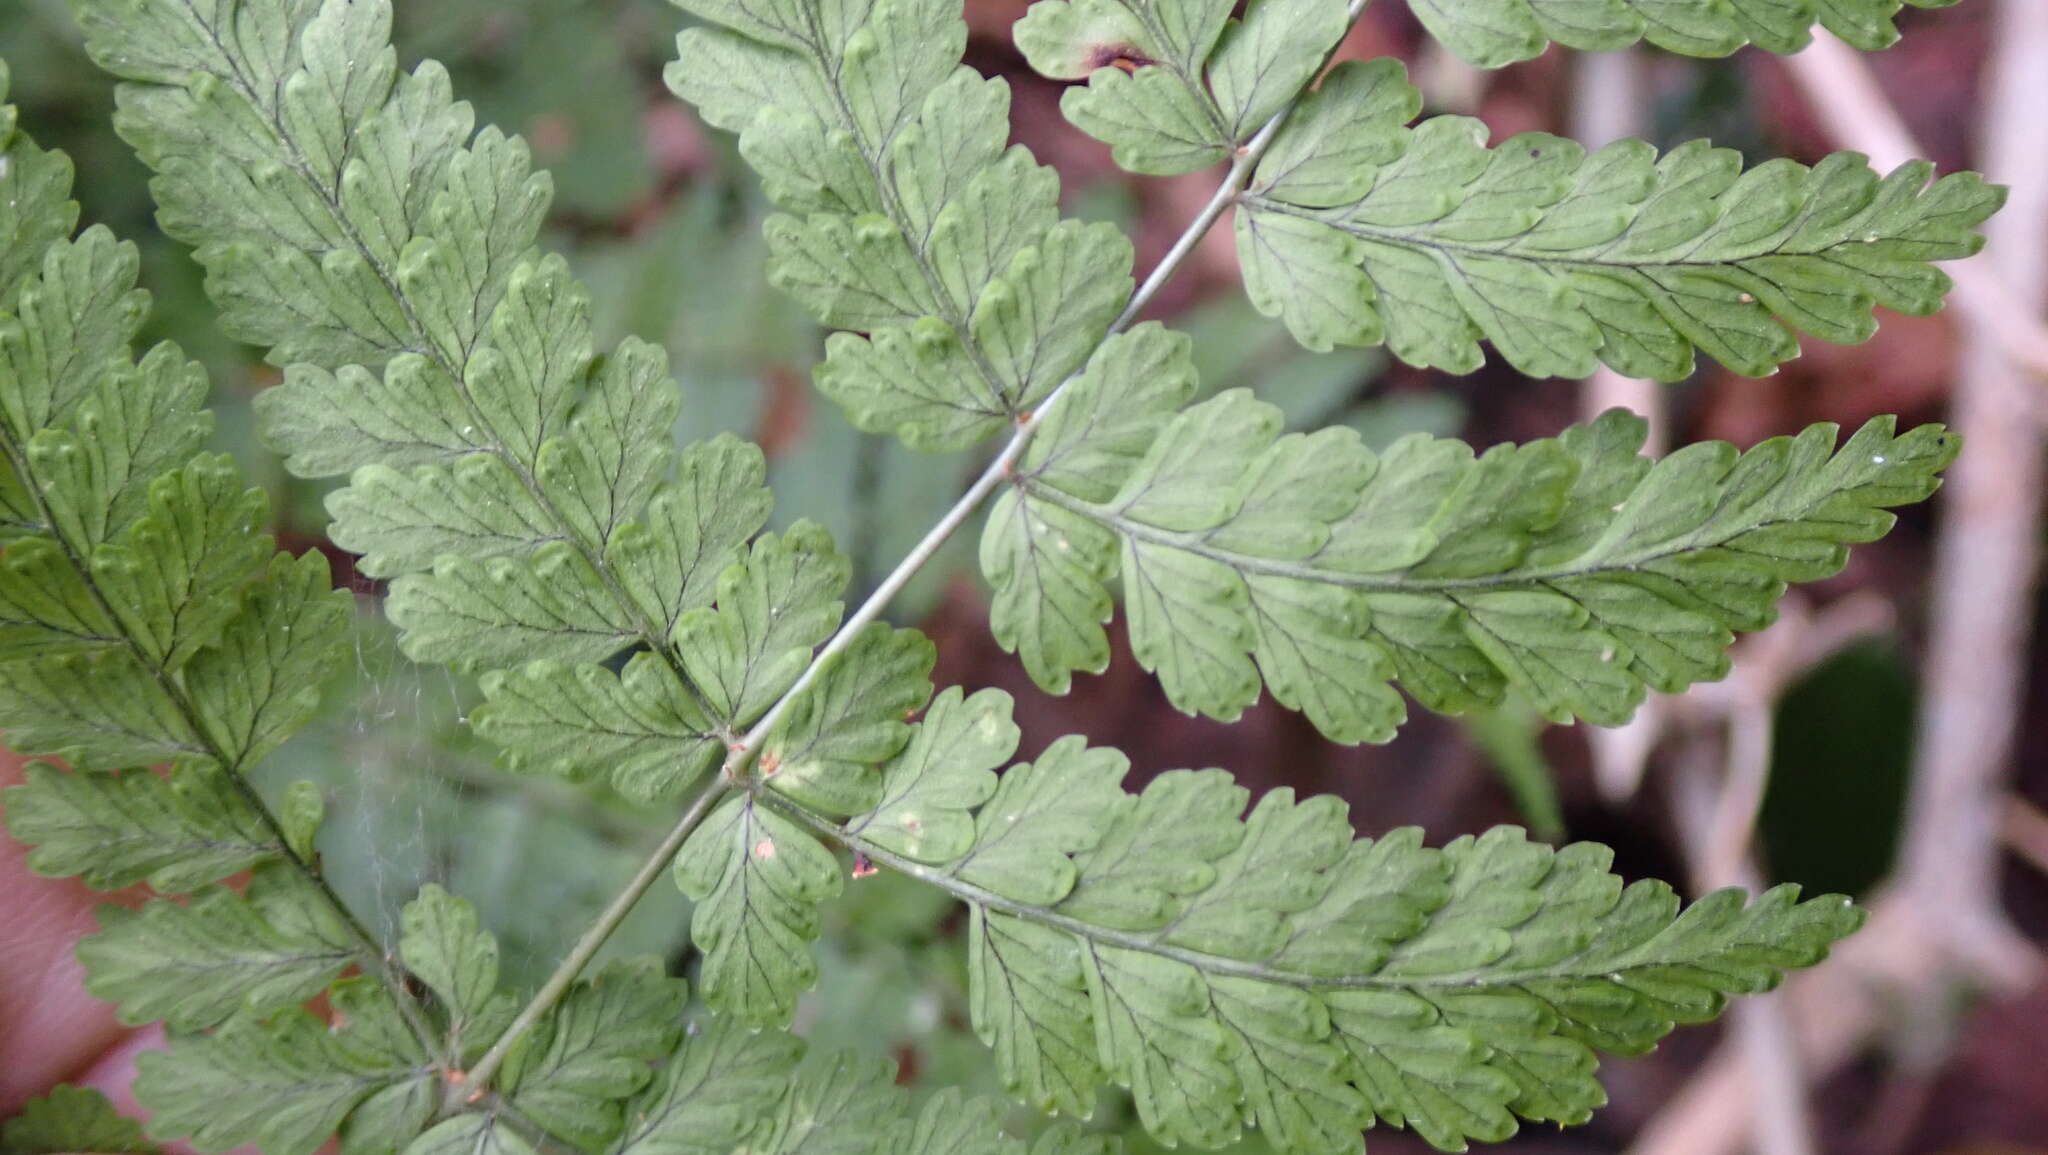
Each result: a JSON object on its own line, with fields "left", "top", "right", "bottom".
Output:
{"left": 734, "top": 0, "right": 1372, "bottom": 751}
{"left": 456, "top": 12, "right": 1360, "bottom": 1092}
{"left": 737, "top": 79, "right": 1316, "bottom": 749}
{"left": 454, "top": 773, "right": 729, "bottom": 1103}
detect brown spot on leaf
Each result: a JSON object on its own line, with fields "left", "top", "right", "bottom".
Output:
{"left": 1087, "top": 43, "right": 1156, "bottom": 72}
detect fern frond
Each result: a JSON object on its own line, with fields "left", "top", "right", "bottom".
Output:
{"left": 674, "top": 792, "right": 847, "bottom": 1028}
{"left": 985, "top": 337, "right": 1956, "bottom": 739}
{"left": 2, "top": 758, "right": 280, "bottom": 891}
{"left": 74, "top": 16, "right": 976, "bottom": 1141}
{"left": 495, "top": 960, "right": 689, "bottom": 1151}
{"left": 0, "top": 67, "right": 467, "bottom": 1153}
{"left": 28, "top": 2, "right": 1942, "bottom": 1152}
{"left": 1014, "top": 0, "right": 1355, "bottom": 175}
{"left": 1016, "top": 0, "right": 1962, "bottom": 122}
{"left": 1234, "top": 59, "right": 2000, "bottom": 378}
{"left": 136, "top": 980, "right": 437, "bottom": 1155}
{"left": 747, "top": 704, "right": 1861, "bottom": 1154}
{"left": 0, "top": 1087, "right": 156, "bottom": 1155}
{"left": 1008, "top": 22, "right": 1995, "bottom": 379}
{"left": 0, "top": 53, "right": 350, "bottom": 900}
{"left": 608, "top": 1026, "right": 1117, "bottom": 1155}
{"left": 105, "top": 881, "right": 680, "bottom": 1155}
{"left": 1402, "top": 0, "right": 1965, "bottom": 68}
{"left": 80, "top": 865, "right": 356, "bottom": 1032}
{"left": 75, "top": 0, "right": 894, "bottom": 806}
{"left": 400, "top": 884, "right": 516, "bottom": 1061}
{"left": 668, "top": 0, "right": 1149, "bottom": 451}
{"left": 384, "top": 893, "right": 1120, "bottom": 1155}
{"left": 0, "top": 66, "right": 351, "bottom": 780}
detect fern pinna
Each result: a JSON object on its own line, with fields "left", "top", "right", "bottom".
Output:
{"left": 0, "top": 0, "right": 1992, "bottom": 1154}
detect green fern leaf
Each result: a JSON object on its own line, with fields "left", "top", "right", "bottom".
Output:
{"left": 673, "top": 523, "right": 852, "bottom": 728}
{"left": 2, "top": 225, "right": 149, "bottom": 447}
{"left": 400, "top": 885, "right": 506, "bottom": 1053}
{"left": 81, "top": 0, "right": 936, "bottom": 819}
{"left": 615, "top": 1027, "right": 1121, "bottom": 1155}
{"left": 34, "top": 5, "right": 1948, "bottom": 1154}
{"left": 473, "top": 655, "right": 722, "bottom": 803}
{"left": 0, "top": 88, "right": 345, "bottom": 787}
{"left": 1405, "top": 0, "right": 1964, "bottom": 68}
{"left": 605, "top": 436, "right": 775, "bottom": 636}
{"left": 79, "top": 866, "right": 355, "bottom": 1031}
{"left": 392, "top": 887, "right": 518, "bottom": 1067}
{"left": 87, "top": 455, "right": 273, "bottom": 667}
{"left": 607, "top": 1018, "right": 803, "bottom": 1155}
{"left": 1015, "top": 0, "right": 1352, "bottom": 174}
{"left": 498, "top": 960, "right": 688, "bottom": 1153}
{"left": 989, "top": 358, "right": 1958, "bottom": 738}
{"left": 981, "top": 489, "right": 1121, "bottom": 694}
{"left": 0, "top": 535, "right": 120, "bottom": 661}
{"left": 67, "top": 0, "right": 702, "bottom": 695}
{"left": 841, "top": 686, "right": 1018, "bottom": 863}
{"left": 674, "top": 795, "right": 844, "bottom": 1028}
{"left": 1, "top": 759, "right": 280, "bottom": 891}
{"left": 752, "top": 1051, "right": 903, "bottom": 1155}
{"left": 1239, "top": 60, "right": 1999, "bottom": 377}
{"left": 404, "top": 1116, "right": 535, "bottom": 1155}
{"left": 0, "top": 649, "right": 205, "bottom": 767}
{"left": 758, "top": 701, "right": 1862, "bottom": 1154}
{"left": 1, "top": 1087, "right": 156, "bottom": 1155}
{"left": 185, "top": 553, "right": 356, "bottom": 769}
{"left": 386, "top": 546, "right": 641, "bottom": 668}
{"left": 136, "top": 989, "right": 431, "bottom": 1155}
{"left": 0, "top": 236, "right": 250, "bottom": 664}
{"left": 330, "top": 976, "right": 444, "bottom": 1155}
{"left": 950, "top": 737, "right": 1130, "bottom": 902}
{"left": 614, "top": 1015, "right": 1005, "bottom": 1155}
{"left": 1015, "top": 0, "right": 1960, "bottom": 91}
{"left": 387, "top": 888, "right": 687, "bottom": 1151}
{"left": 759, "top": 624, "right": 936, "bottom": 816}
{"left": 0, "top": 100, "right": 405, "bottom": 1149}
{"left": 0, "top": 65, "right": 78, "bottom": 307}
{"left": 670, "top": 0, "right": 1138, "bottom": 450}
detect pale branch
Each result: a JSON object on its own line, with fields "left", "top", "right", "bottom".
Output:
{"left": 464, "top": 0, "right": 1367, "bottom": 1089}
{"left": 454, "top": 772, "right": 730, "bottom": 1102}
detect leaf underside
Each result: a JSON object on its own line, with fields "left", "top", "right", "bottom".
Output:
{"left": 668, "top": 0, "right": 1137, "bottom": 453}
{"left": 985, "top": 340, "right": 1957, "bottom": 743}
{"left": 710, "top": 685, "right": 1867, "bottom": 1155}
{"left": 3, "top": 0, "right": 1958, "bottom": 1150}
{"left": 1015, "top": 0, "right": 1967, "bottom": 168}
{"left": 1233, "top": 58, "right": 1999, "bottom": 380}
{"left": 1402, "top": 0, "right": 1964, "bottom": 67}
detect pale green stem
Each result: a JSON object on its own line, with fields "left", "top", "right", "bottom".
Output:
{"left": 456, "top": 0, "right": 1370, "bottom": 1101}
{"left": 453, "top": 772, "right": 731, "bottom": 1106}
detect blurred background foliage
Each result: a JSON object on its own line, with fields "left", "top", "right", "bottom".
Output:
{"left": 4, "top": 0, "right": 2043, "bottom": 1150}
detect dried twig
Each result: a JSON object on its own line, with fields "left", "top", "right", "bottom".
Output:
{"left": 1836, "top": 6, "right": 2048, "bottom": 988}
{"left": 2003, "top": 796, "right": 2048, "bottom": 879}
{"left": 1574, "top": 49, "right": 1673, "bottom": 804}
{"left": 1630, "top": 12, "right": 2048, "bottom": 1153}
{"left": 1649, "top": 596, "right": 1893, "bottom": 1155}
{"left": 1781, "top": 33, "right": 2048, "bottom": 384}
